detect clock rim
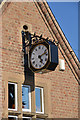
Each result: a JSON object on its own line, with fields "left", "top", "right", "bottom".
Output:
{"left": 28, "top": 41, "right": 51, "bottom": 72}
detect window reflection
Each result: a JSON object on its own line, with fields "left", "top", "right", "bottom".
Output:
{"left": 8, "top": 116, "right": 17, "bottom": 120}
{"left": 8, "top": 83, "right": 17, "bottom": 110}
{"left": 35, "top": 87, "right": 44, "bottom": 113}
{"left": 22, "top": 85, "right": 31, "bottom": 111}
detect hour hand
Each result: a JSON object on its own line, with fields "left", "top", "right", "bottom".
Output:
{"left": 38, "top": 55, "right": 43, "bottom": 64}
{"left": 40, "top": 58, "right": 43, "bottom": 63}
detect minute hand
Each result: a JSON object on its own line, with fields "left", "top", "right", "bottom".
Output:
{"left": 40, "top": 51, "right": 47, "bottom": 57}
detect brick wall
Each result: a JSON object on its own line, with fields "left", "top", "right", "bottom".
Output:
{"left": 0, "top": 6, "right": 4, "bottom": 119}
{"left": 1, "top": 2, "right": 79, "bottom": 118}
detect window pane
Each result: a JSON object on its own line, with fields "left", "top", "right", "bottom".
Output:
{"left": 8, "top": 117, "right": 16, "bottom": 120}
{"left": 8, "top": 83, "right": 16, "bottom": 109}
{"left": 22, "top": 85, "right": 30, "bottom": 110}
{"left": 8, "top": 116, "right": 17, "bottom": 120}
{"left": 35, "top": 87, "right": 44, "bottom": 113}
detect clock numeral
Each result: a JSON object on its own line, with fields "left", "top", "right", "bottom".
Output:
{"left": 32, "top": 58, "right": 34, "bottom": 60}
{"left": 42, "top": 46, "right": 44, "bottom": 49}
{"left": 46, "top": 53, "right": 48, "bottom": 56}
{"left": 45, "top": 58, "right": 47, "bottom": 61}
{"left": 33, "top": 61, "right": 35, "bottom": 64}
{"left": 44, "top": 49, "right": 47, "bottom": 52}
{"left": 35, "top": 64, "right": 38, "bottom": 67}
{"left": 38, "top": 46, "right": 41, "bottom": 49}
{"left": 35, "top": 49, "right": 37, "bottom": 51}
{"left": 39, "top": 65, "right": 41, "bottom": 68}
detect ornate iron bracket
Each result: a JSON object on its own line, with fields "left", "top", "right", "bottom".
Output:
{"left": 21, "top": 30, "right": 58, "bottom": 53}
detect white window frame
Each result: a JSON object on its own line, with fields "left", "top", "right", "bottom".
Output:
{"left": 22, "top": 85, "right": 31, "bottom": 112}
{"left": 8, "top": 115, "right": 18, "bottom": 119}
{"left": 8, "top": 82, "right": 17, "bottom": 111}
{"left": 23, "top": 117, "right": 32, "bottom": 120}
{"left": 35, "top": 87, "right": 44, "bottom": 114}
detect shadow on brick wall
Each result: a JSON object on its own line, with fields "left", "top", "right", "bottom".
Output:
{"left": 23, "top": 54, "right": 35, "bottom": 92}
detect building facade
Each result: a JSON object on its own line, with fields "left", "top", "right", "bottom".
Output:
{"left": 0, "top": 1, "right": 80, "bottom": 119}
{"left": 78, "top": 1, "right": 80, "bottom": 62}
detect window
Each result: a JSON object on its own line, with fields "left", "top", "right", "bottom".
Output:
{"left": 22, "top": 85, "right": 31, "bottom": 112}
{"left": 8, "top": 115, "right": 17, "bottom": 120}
{"left": 8, "top": 82, "right": 17, "bottom": 111}
{"left": 35, "top": 87, "right": 44, "bottom": 114}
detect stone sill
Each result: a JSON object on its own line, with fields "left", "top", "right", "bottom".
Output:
{"left": 8, "top": 110, "right": 48, "bottom": 118}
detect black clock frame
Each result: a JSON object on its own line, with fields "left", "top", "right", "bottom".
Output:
{"left": 28, "top": 40, "right": 58, "bottom": 73}
{"left": 28, "top": 41, "right": 50, "bottom": 73}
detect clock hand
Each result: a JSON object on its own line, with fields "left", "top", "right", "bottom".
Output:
{"left": 40, "top": 59, "right": 43, "bottom": 63}
{"left": 38, "top": 56, "right": 44, "bottom": 64}
{"left": 38, "top": 51, "right": 47, "bottom": 64}
{"left": 40, "top": 51, "right": 47, "bottom": 57}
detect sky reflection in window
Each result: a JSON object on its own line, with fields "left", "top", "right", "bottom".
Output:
{"left": 22, "top": 86, "right": 29, "bottom": 109}
{"left": 35, "top": 87, "right": 42, "bottom": 112}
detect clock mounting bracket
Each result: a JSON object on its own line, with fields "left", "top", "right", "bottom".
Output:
{"left": 21, "top": 25, "right": 58, "bottom": 73}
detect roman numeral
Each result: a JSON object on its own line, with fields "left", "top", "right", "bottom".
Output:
{"left": 39, "top": 46, "right": 41, "bottom": 49}
{"left": 46, "top": 53, "right": 48, "bottom": 56}
{"left": 45, "top": 58, "right": 47, "bottom": 61}
{"left": 44, "top": 49, "right": 47, "bottom": 52}
{"left": 35, "top": 64, "right": 38, "bottom": 67}
{"left": 32, "top": 58, "right": 34, "bottom": 60}
{"left": 33, "top": 61, "right": 35, "bottom": 64}
{"left": 39, "top": 65, "right": 41, "bottom": 67}
{"left": 42, "top": 46, "right": 44, "bottom": 49}
{"left": 35, "top": 49, "right": 37, "bottom": 51}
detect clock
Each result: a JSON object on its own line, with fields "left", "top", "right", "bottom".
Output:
{"left": 30, "top": 44, "right": 49, "bottom": 69}
{"left": 28, "top": 40, "right": 58, "bottom": 73}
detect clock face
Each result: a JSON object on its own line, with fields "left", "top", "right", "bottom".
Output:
{"left": 30, "top": 44, "right": 49, "bottom": 69}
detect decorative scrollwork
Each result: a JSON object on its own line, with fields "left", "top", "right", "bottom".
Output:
{"left": 22, "top": 30, "right": 57, "bottom": 53}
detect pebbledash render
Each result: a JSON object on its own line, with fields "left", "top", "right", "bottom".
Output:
{"left": 0, "top": 0, "right": 80, "bottom": 119}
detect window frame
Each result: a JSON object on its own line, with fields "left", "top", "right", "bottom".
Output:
{"left": 35, "top": 87, "right": 44, "bottom": 114}
{"left": 8, "top": 82, "right": 17, "bottom": 111}
{"left": 22, "top": 85, "right": 31, "bottom": 112}
{"left": 8, "top": 115, "right": 18, "bottom": 119}
{"left": 23, "top": 117, "right": 32, "bottom": 120}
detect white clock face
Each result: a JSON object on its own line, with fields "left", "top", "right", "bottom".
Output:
{"left": 30, "top": 44, "right": 48, "bottom": 69}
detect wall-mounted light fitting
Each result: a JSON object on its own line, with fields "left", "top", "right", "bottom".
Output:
{"left": 59, "top": 59, "right": 65, "bottom": 71}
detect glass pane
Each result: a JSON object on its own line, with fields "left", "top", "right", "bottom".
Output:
{"left": 22, "top": 86, "right": 29, "bottom": 109}
{"left": 35, "top": 88, "right": 42, "bottom": 112}
{"left": 8, "top": 84, "right": 15, "bottom": 109}
{"left": 8, "top": 117, "right": 17, "bottom": 120}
